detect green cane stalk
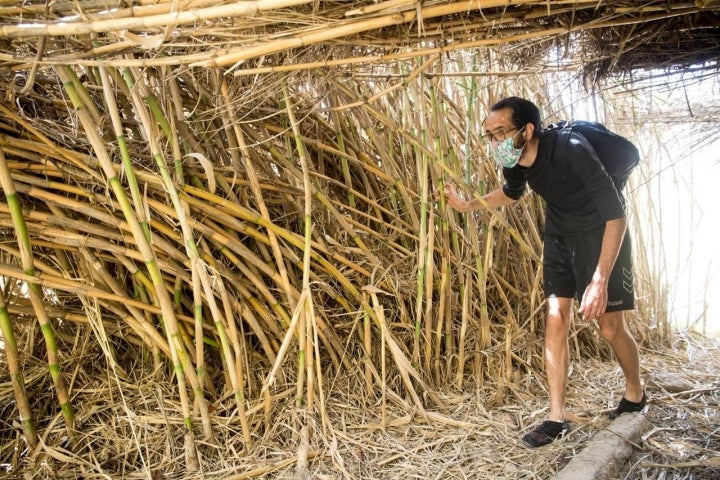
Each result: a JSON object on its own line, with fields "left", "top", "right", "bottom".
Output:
{"left": 0, "top": 275, "right": 37, "bottom": 449}
{"left": 99, "top": 67, "right": 152, "bottom": 243}
{"left": 125, "top": 86, "right": 214, "bottom": 439}
{"left": 413, "top": 113, "right": 430, "bottom": 367}
{"left": 0, "top": 146, "right": 75, "bottom": 437}
{"left": 120, "top": 66, "right": 251, "bottom": 444}
{"left": 58, "top": 66, "right": 210, "bottom": 451}
{"left": 282, "top": 83, "right": 312, "bottom": 409}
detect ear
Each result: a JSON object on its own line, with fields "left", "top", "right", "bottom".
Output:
{"left": 524, "top": 123, "right": 535, "bottom": 139}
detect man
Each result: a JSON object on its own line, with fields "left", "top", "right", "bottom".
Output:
{"left": 442, "top": 97, "right": 646, "bottom": 448}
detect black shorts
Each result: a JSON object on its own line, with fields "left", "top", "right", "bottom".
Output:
{"left": 543, "top": 227, "right": 634, "bottom": 312}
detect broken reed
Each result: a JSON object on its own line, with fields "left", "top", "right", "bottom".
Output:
{"left": 0, "top": 57, "right": 665, "bottom": 459}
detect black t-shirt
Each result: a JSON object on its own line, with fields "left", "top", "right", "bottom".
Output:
{"left": 501, "top": 129, "right": 626, "bottom": 236}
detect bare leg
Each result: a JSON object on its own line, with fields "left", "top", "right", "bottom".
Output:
{"left": 545, "top": 297, "right": 573, "bottom": 422}
{"left": 597, "top": 310, "right": 643, "bottom": 402}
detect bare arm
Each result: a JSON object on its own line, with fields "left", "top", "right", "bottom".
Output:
{"left": 442, "top": 184, "right": 517, "bottom": 212}
{"left": 578, "top": 217, "right": 627, "bottom": 319}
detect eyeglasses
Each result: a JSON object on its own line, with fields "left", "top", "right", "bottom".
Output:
{"left": 481, "top": 126, "right": 521, "bottom": 143}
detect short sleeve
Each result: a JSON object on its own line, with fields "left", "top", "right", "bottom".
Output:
{"left": 502, "top": 166, "right": 527, "bottom": 200}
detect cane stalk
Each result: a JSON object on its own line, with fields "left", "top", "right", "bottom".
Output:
{"left": 118, "top": 65, "right": 232, "bottom": 444}
{"left": 0, "top": 281, "right": 37, "bottom": 449}
{"left": 57, "top": 66, "right": 210, "bottom": 457}
{"left": 283, "top": 83, "right": 315, "bottom": 410}
{"left": 0, "top": 145, "right": 75, "bottom": 437}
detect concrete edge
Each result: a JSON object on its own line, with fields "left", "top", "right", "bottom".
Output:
{"left": 553, "top": 414, "right": 651, "bottom": 480}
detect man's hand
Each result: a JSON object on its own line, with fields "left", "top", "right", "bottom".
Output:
{"left": 439, "top": 182, "right": 470, "bottom": 212}
{"left": 436, "top": 183, "right": 514, "bottom": 212}
{"left": 579, "top": 217, "right": 626, "bottom": 320}
{"left": 578, "top": 272, "right": 609, "bottom": 320}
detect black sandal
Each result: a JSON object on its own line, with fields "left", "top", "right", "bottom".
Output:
{"left": 522, "top": 419, "right": 571, "bottom": 448}
{"left": 608, "top": 392, "right": 647, "bottom": 419}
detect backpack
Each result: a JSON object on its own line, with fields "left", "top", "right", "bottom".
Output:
{"left": 545, "top": 120, "right": 640, "bottom": 191}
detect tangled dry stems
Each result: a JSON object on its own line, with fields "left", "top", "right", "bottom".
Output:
{"left": 2, "top": 330, "right": 718, "bottom": 479}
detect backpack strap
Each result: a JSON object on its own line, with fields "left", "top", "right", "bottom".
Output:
{"left": 544, "top": 125, "right": 573, "bottom": 167}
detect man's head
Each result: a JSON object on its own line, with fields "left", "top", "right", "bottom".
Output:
{"left": 488, "top": 97, "right": 542, "bottom": 138}
{"left": 484, "top": 97, "right": 542, "bottom": 168}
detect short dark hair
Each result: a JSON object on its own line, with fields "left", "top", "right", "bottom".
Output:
{"left": 490, "top": 97, "right": 542, "bottom": 137}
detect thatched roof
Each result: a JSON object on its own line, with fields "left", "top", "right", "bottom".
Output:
{"left": 1, "top": 1, "right": 719, "bottom": 78}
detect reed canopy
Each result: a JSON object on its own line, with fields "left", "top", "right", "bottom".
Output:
{"left": 0, "top": 0, "right": 718, "bottom": 477}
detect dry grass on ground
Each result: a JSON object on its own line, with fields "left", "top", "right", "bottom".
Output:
{"left": 1, "top": 331, "right": 718, "bottom": 480}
